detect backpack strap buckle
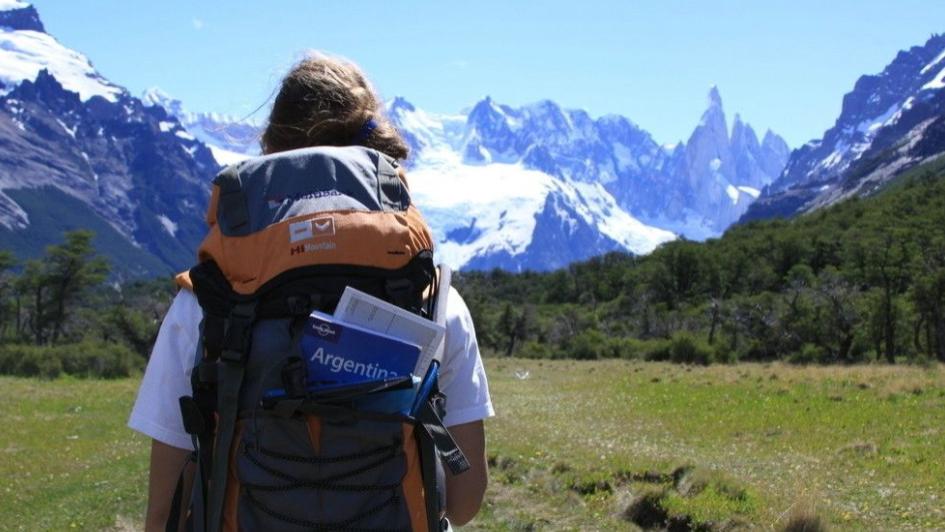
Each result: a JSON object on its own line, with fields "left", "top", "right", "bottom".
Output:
{"left": 221, "top": 301, "right": 257, "bottom": 363}
{"left": 179, "top": 396, "right": 207, "bottom": 436}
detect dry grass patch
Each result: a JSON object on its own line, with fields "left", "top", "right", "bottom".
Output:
{"left": 777, "top": 500, "right": 829, "bottom": 532}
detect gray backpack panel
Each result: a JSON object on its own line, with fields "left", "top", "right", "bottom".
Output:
{"left": 214, "top": 146, "right": 410, "bottom": 237}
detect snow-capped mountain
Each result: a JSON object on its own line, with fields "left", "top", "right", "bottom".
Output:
{"left": 141, "top": 88, "right": 258, "bottom": 166}
{"left": 389, "top": 98, "right": 675, "bottom": 270}
{"left": 135, "top": 88, "right": 787, "bottom": 271}
{"left": 0, "top": 1, "right": 789, "bottom": 275}
{"left": 0, "top": 2, "right": 217, "bottom": 276}
{"left": 0, "top": 2, "right": 121, "bottom": 102}
{"left": 390, "top": 88, "right": 788, "bottom": 251}
{"left": 655, "top": 87, "right": 789, "bottom": 237}
{"left": 743, "top": 33, "right": 945, "bottom": 221}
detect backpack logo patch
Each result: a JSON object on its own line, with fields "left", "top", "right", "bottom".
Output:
{"left": 289, "top": 217, "right": 335, "bottom": 244}
{"left": 289, "top": 220, "right": 314, "bottom": 243}
{"left": 312, "top": 217, "right": 335, "bottom": 237}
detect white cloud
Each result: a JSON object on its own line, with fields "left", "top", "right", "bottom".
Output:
{"left": 192, "top": 18, "right": 204, "bottom": 30}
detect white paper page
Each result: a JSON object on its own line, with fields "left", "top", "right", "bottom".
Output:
{"left": 335, "top": 286, "right": 445, "bottom": 376}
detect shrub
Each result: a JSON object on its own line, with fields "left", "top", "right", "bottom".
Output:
{"left": 713, "top": 342, "right": 738, "bottom": 364}
{"left": 57, "top": 340, "right": 142, "bottom": 378}
{"left": 0, "top": 341, "right": 142, "bottom": 379}
{"left": 667, "top": 332, "right": 714, "bottom": 365}
{"left": 517, "top": 340, "right": 550, "bottom": 359}
{"left": 788, "top": 343, "right": 827, "bottom": 364}
{"left": 606, "top": 337, "right": 646, "bottom": 360}
{"left": 1, "top": 345, "right": 63, "bottom": 379}
{"left": 565, "top": 330, "right": 607, "bottom": 360}
{"left": 643, "top": 338, "right": 673, "bottom": 362}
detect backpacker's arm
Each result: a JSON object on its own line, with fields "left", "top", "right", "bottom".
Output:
{"left": 145, "top": 439, "right": 195, "bottom": 532}
{"left": 444, "top": 420, "right": 488, "bottom": 526}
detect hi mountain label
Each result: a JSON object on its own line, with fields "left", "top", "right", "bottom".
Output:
{"left": 289, "top": 216, "right": 335, "bottom": 243}
{"left": 299, "top": 311, "right": 421, "bottom": 386}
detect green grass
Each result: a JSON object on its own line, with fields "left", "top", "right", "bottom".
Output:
{"left": 0, "top": 376, "right": 149, "bottom": 531}
{"left": 2, "top": 360, "right": 944, "bottom": 530}
{"left": 475, "top": 359, "right": 945, "bottom": 531}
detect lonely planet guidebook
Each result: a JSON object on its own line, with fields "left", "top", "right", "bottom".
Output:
{"left": 300, "top": 311, "right": 421, "bottom": 386}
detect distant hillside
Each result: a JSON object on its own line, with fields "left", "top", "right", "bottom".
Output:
{"left": 456, "top": 156, "right": 945, "bottom": 364}
{"left": 0, "top": 3, "right": 219, "bottom": 278}
{"left": 743, "top": 33, "right": 945, "bottom": 222}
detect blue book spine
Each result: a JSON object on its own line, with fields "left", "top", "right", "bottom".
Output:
{"left": 300, "top": 311, "right": 420, "bottom": 386}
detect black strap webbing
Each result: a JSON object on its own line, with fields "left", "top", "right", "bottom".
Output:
{"left": 416, "top": 399, "right": 470, "bottom": 477}
{"left": 416, "top": 419, "right": 441, "bottom": 532}
{"left": 205, "top": 301, "right": 257, "bottom": 532}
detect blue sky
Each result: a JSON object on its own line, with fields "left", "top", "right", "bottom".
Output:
{"left": 31, "top": 0, "right": 945, "bottom": 147}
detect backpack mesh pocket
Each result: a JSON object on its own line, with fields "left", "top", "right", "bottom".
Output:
{"left": 235, "top": 414, "right": 415, "bottom": 531}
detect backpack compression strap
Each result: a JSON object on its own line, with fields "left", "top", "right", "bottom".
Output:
{"left": 431, "top": 264, "right": 451, "bottom": 364}
{"left": 418, "top": 265, "right": 473, "bottom": 530}
{"left": 205, "top": 300, "right": 257, "bottom": 532}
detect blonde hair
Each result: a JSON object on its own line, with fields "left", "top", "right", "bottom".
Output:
{"left": 260, "top": 52, "right": 409, "bottom": 159}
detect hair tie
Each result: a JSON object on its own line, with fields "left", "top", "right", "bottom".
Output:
{"left": 353, "top": 118, "right": 377, "bottom": 143}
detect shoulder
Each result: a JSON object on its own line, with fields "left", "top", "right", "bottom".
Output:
{"left": 443, "top": 287, "right": 477, "bottom": 342}
{"left": 440, "top": 286, "right": 479, "bottom": 366}
{"left": 167, "top": 288, "right": 201, "bottom": 323}
{"left": 444, "top": 287, "right": 473, "bottom": 325}
{"left": 437, "top": 286, "right": 494, "bottom": 426}
{"left": 157, "top": 289, "right": 201, "bottom": 353}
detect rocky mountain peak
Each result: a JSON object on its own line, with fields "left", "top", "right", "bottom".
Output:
{"left": 707, "top": 85, "right": 723, "bottom": 108}
{"left": 742, "top": 33, "right": 945, "bottom": 223}
{"left": 0, "top": 2, "right": 44, "bottom": 33}
{"left": 388, "top": 96, "right": 416, "bottom": 114}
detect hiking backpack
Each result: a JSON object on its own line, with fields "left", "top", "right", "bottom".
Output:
{"left": 174, "top": 146, "right": 469, "bottom": 532}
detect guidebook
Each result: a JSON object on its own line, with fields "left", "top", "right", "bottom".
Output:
{"left": 300, "top": 311, "right": 421, "bottom": 386}
{"left": 334, "top": 286, "right": 447, "bottom": 377}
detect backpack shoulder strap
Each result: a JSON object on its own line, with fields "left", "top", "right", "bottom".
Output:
{"left": 431, "top": 264, "right": 451, "bottom": 364}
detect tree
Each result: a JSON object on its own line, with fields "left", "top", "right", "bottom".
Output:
{"left": 499, "top": 303, "right": 518, "bottom": 356}
{"left": 17, "top": 259, "right": 50, "bottom": 345}
{"left": 0, "top": 250, "right": 15, "bottom": 340}
{"left": 11, "top": 230, "right": 110, "bottom": 345}
{"left": 813, "top": 268, "right": 861, "bottom": 362}
{"left": 912, "top": 239, "right": 945, "bottom": 361}
{"left": 647, "top": 241, "right": 703, "bottom": 310}
{"left": 850, "top": 231, "right": 913, "bottom": 362}
{"left": 44, "top": 230, "right": 109, "bottom": 343}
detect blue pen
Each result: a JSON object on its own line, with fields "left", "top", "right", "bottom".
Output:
{"left": 409, "top": 360, "right": 439, "bottom": 417}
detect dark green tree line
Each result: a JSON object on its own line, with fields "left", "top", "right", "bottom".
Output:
{"left": 0, "top": 230, "right": 176, "bottom": 378}
{"left": 455, "top": 159, "right": 945, "bottom": 364}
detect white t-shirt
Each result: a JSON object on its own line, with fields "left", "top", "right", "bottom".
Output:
{"left": 129, "top": 287, "right": 494, "bottom": 450}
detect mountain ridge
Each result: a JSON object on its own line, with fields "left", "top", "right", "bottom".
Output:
{"left": 742, "top": 33, "right": 945, "bottom": 222}
{"left": 0, "top": 1, "right": 791, "bottom": 275}
{"left": 387, "top": 87, "right": 788, "bottom": 247}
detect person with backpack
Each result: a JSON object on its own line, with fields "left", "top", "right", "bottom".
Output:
{"left": 129, "top": 53, "right": 494, "bottom": 531}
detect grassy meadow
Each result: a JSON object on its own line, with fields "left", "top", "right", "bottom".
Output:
{"left": 1, "top": 360, "right": 944, "bottom": 531}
